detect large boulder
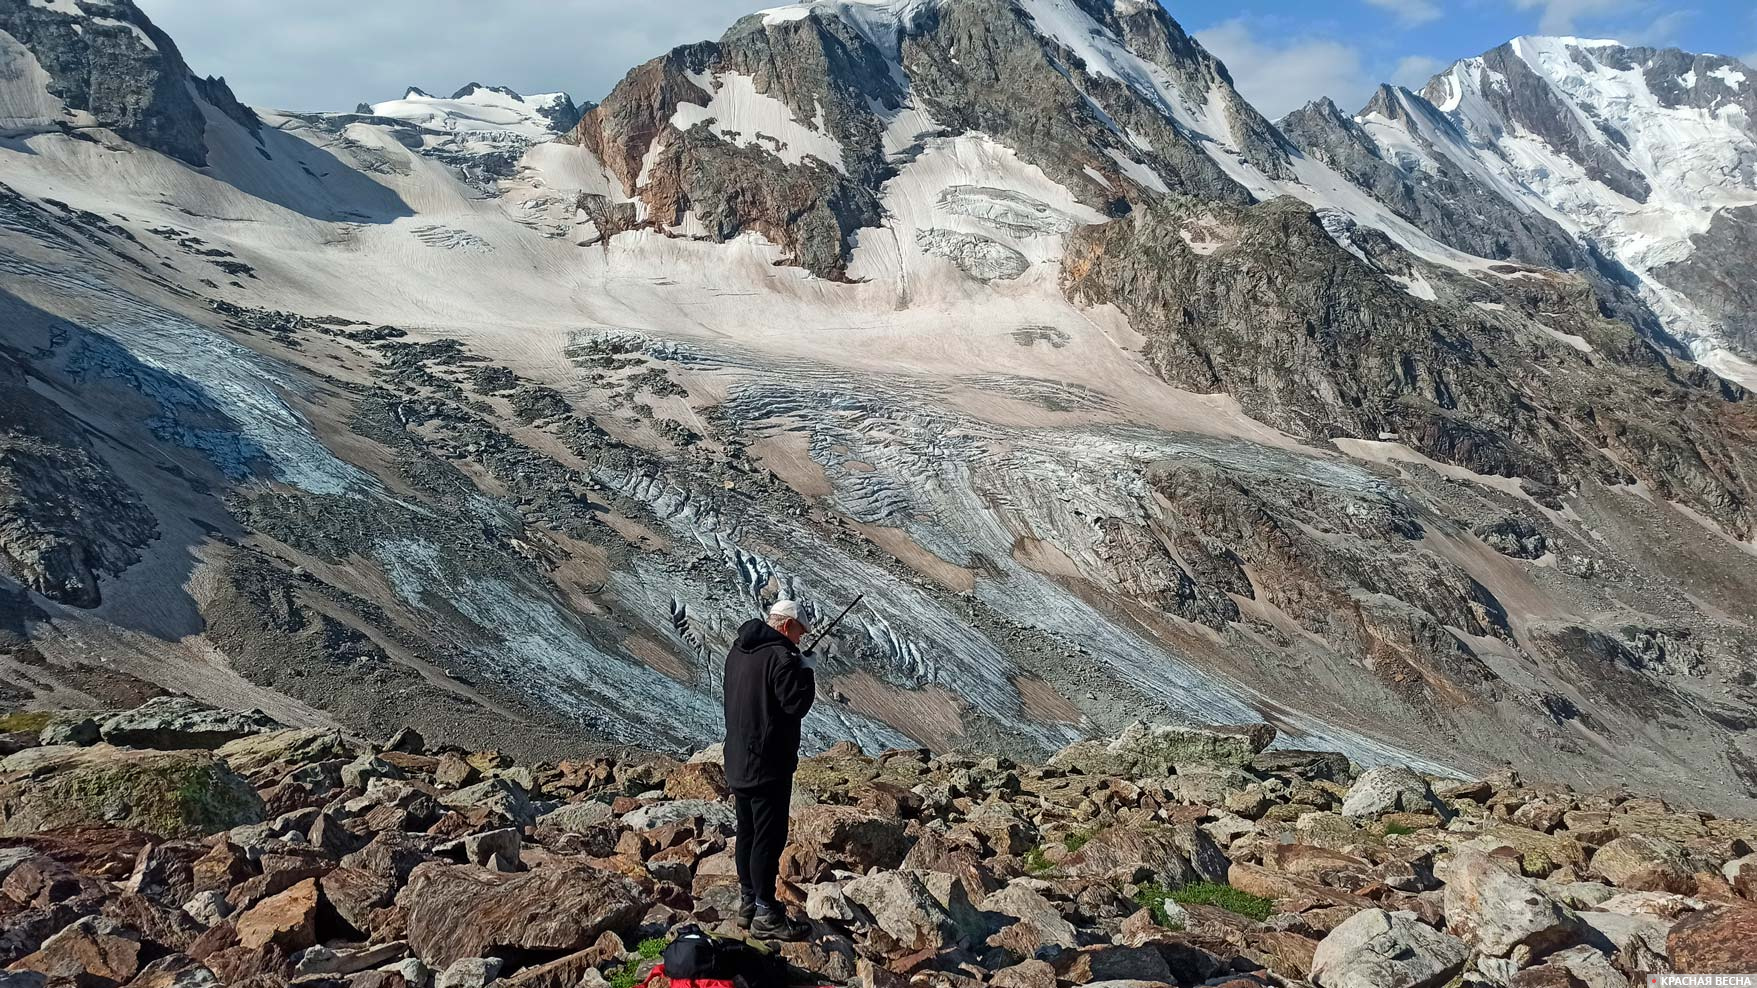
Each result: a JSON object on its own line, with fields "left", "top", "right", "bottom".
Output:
{"left": 1340, "top": 767, "right": 1446, "bottom": 818}
{"left": 1443, "top": 849, "right": 1584, "bottom": 957}
{"left": 397, "top": 862, "right": 649, "bottom": 968}
{"left": 620, "top": 800, "right": 734, "bottom": 832}
{"left": 1310, "top": 909, "right": 1470, "bottom": 988}
{"left": 437, "top": 778, "right": 534, "bottom": 828}
{"left": 1050, "top": 721, "right": 1275, "bottom": 775}
{"left": 1056, "top": 825, "right": 1197, "bottom": 885}
{"left": 787, "top": 805, "right": 909, "bottom": 873}
{"left": 214, "top": 729, "right": 356, "bottom": 776}
{"left": 98, "top": 698, "right": 279, "bottom": 750}
{"left": 842, "top": 870, "right": 989, "bottom": 952}
{"left": 0, "top": 745, "right": 262, "bottom": 837}
{"left": 1667, "top": 904, "right": 1757, "bottom": 973}
{"left": 983, "top": 883, "right": 1079, "bottom": 949}
{"left": 233, "top": 878, "right": 319, "bottom": 953}
{"left": 1590, "top": 835, "right": 1694, "bottom": 893}
{"left": 535, "top": 801, "right": 614, "bottom": 833}
{"left": 7, "top": 915, "right": 142, "bottom": 986}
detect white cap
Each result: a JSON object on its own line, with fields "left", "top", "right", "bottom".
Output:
{"left": 768, "top": 599, "right": 807, "bottom": 626}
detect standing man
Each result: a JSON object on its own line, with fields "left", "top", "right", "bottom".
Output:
{"left": 722, "top": 599, "right": 816, "bottom": 941}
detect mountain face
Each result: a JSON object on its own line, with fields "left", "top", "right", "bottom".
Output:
{"left": 1281, "top": 37, "right": 1757, "bottom": 378}
{"left": 0, "top": 0, "right": 255, "bottom": 164}
{"left": 1, "top": 0, "right": 1755, "bottom": 813}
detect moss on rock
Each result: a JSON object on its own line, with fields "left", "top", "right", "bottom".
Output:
{"left": 0, "top": 744, "right": 263, "bottom": 837}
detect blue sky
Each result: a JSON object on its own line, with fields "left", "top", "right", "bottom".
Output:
{"left": 140, "top": 0, "right": 1757, "bottom": 120}
{"left": 1195, "top": 0, "right": 1757, "bottom": 116}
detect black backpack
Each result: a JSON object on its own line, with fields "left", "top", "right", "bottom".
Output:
{"left": 656, "top": 925, "right": 787, "bottom": 986}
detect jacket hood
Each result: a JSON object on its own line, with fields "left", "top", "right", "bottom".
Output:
{"left": 735, "top": 617, "right": 796, "bottom": 652}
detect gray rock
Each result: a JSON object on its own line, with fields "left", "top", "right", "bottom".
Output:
{"left": 341, "top": 754, "right": 405, "bottom": 789}
{"left": 1310, "top": 908, "right": 1470, "bottom": 988}
{"left": 915, "top": 228, "right": 1030, "bottom": 281}
{"left": 1341, "top": 766, "right": 1446, "bottom": 818}
{"left": 1443, "top": 849, "right": 1584, "bottom": 957}
{"left": 182, "top": 890, "right": 233, "bottom": 927}
{"left": 439, "top": 777, "right": 535, "bottom": 827}
{"left": 38, "top": 717, "right": 100, "bottom": 747}
{"left": 1051, "top": 721, "right": 1275, "bottom": 777}
{"left": 434, "top": 956, "right": 502, "bottom": 988}
{"left": 620, "top": 799, "right": 734, "bottom": 832}
{"left": 843, "top": 869, "right": 989, "bottom": 951}
{"left": 686, "top": 743, "right": 725, "bottom": 765}
{"left": 99, "top": 697, "right": 280, "bottom": 750}
{"left": 1577, "top": 910, "right": 1672, "bottom": 976}
{"left": 295, "top": 941, "right": 409, "bottom": 976}
{"left": 460, "top": 828, "right": 520, "bottom": 871}
{"left": 805, "top": 882, "right": 857, "bottom": 922}
{"left": 538, "top": 800, "right": 615, "bottom": 832}
{"left": 982, "top": 883, "right": 1079, "bottom": 948}
{"left": 383, "top": 957, "right": 432, "bottom": 988}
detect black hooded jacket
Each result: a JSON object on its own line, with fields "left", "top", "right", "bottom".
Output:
{"left": 722, "top": 618, "right": 816, "bottom": 791}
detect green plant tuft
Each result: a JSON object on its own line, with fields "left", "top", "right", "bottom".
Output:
{"left": 1063, "top": 829, "right": 1093, "bottom": 853}
{"left": 1168, "top": 881, "right": 1275, "bottom": 921}
{"left": 1383, "top": 822, "right": 1417, "bottom": 836}
{"left": 637, "top": 937, "right": 667, "bottom": 960}
{"left": 0, "top": 711, "right": 52, "bottom": 733}
{"left": 1023, "top": 847, "right": 1053, "bottom": 874}
{"left": 1131, "top": 882, "right": 1183, "bottom": 930}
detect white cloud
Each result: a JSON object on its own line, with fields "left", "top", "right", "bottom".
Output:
{"left": 1510, "top": 0, "right": 1641, "bottom": 36}
{"left": 1363, "top": 0, "right": 1443, "bottom": 28}
{"left": 1196, "top": 19, "right": 1374, "bottom": 119}
{"left": 1391, "top": 55, "right": 1445, "bottom": 89}
{"left": 136, "top": 0, "right": 752, "bottom": 111}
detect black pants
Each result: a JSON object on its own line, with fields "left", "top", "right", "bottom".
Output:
{"left": 733, "top": 778, "right": 792, "bottom": 912}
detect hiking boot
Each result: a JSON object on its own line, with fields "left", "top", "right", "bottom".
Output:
{"left": 736, "top": 900, "right": 757, "bottom": 929}
{"left": 751, "top": 908, "right": 810, "bottom": 942}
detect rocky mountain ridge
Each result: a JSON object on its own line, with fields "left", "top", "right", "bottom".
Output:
{"left": 0, "top": 0, "right": 1753, "bottom": 825}
{"left": 0, "top": 697, "right": 1753, "bottom": 987}
{"left": 1280, "top": 35, "right": 1757, "bottom": 377}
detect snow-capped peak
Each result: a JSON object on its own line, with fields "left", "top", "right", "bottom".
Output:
{"left": 367, "top": 83, "right": 582, "bottom": 139}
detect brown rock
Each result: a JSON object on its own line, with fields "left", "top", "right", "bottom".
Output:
{"left": 663, "top": 761, "right": 729, "bottom": 801}
{"left": 11, "top": 829, "right": 155, "bottom": 882}
{"left": 203, "top": 942, "right": 292, "bottom": 984}
{"left": 319, "top": 867, "right": 395, "bottom": 936}
{"left": 854, "top": 782, "right": 924, "bottom": 819}
{"left": 1592, "top": 835, "right": 1694, "bottom": 893}
{"left": 1253, "top": 929, "right": 1320, "bottom": 980}
{"left": 788, "top": 805, "right": 909, "bottom": 873}
{"left": 125, "top": 840, "right": 205, "bottom": 903}
{"left": 340, "top": 833, "right": 442, "bottom": 886}
{"left": 989, "top": 958, "right": 1056, "bottom": 988}
{"left": 1058, "top": 825, "right": 1197, "bottom": 885}
{"left": 899, "top": 830, "right": 1002, "bottom": 903}
{"left": 234, "top": 878, "right": 319, "bottom": 953}
{"left": 397, "top": 861, "right": 649, "bottom": 968}
{"left": 498, "top": 945, "right": 602, "bottom": 988}
{"left": 1668, "top": 904, "right": 1757, "bottom": 973}
{"left": 189, "top": 840, "right": 254, "bottom": 895}
{"left": 227, "top": 851, "right": 332, "bottom": 911}
{"left": 1052, "top": 944, "right": 1174, "bottom": 984}
{"left": 124, "top": 954, "right": 221, "bottom": 988}
{"left": 3, "top": 856, "right": 89, "bottom": 907}
{"left": 1228, "top": 862, "right": 1371, "bottom": 910}
{"left": 100, "top": 892, "right": 200, "bottom": 954}
{"left": 7, "top": 916, "right": 140, "bottom": 987}
{"left": 433, "top": 752, "right": 477, "bottom": 789}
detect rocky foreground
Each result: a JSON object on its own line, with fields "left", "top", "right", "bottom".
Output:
{"left": 0, "top": 700, "right": 1753, "bottom": 988}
